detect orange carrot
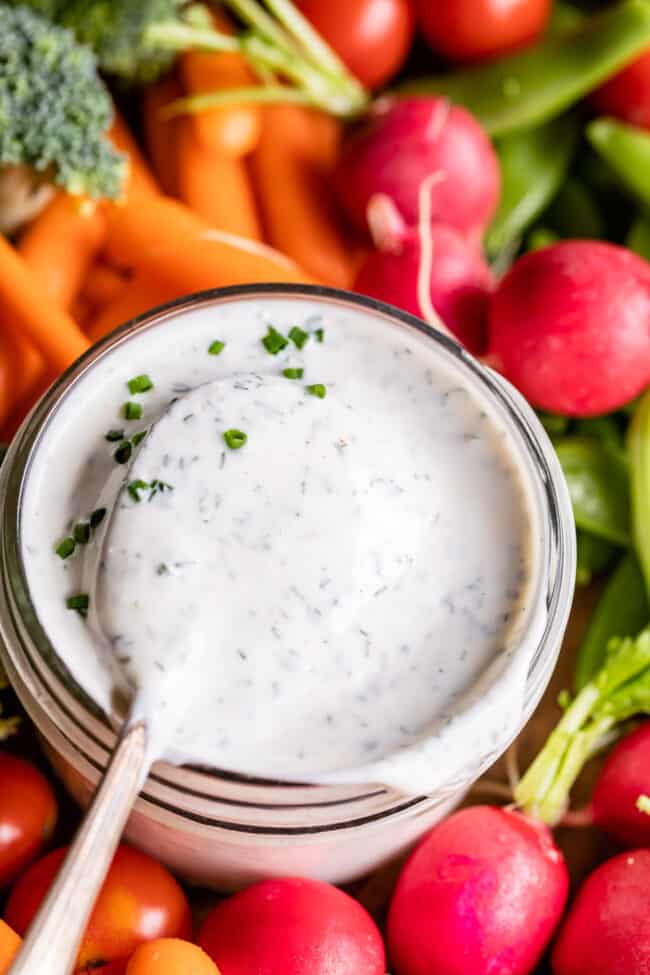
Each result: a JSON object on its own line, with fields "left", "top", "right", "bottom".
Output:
{"left": 82, "top": 264, "right": 128, "bottom": 308}
{"left": 251, "top": 105, "right": 356, "bottom": 288}
{"left": 0, "top": 235, "right": 89, "bottom": 371}
{"left": 18, "top": 193, "right": 107, "bottom": 309}
{"left": 179, "top": 8, "right": 261, "bottom": 158}
{"left": 0, "top": 328, "right": 20, "bottom": 429}
{"left": 176, "top": 120, "right": 262, "bottom": 239}
{"left": 104, "top": 194, "right": 205, "bottom": 269}
{"left": 142, "top": 74, "right": 183, "bottom": 196}
{"left": 0, "top": 920, "right": 20, "bottom": 974}
{"left": 88, "top": 273, "right": 179, "bottom": 343}
{"left": 108, "top": 112, "right": 159, "bottom": 199}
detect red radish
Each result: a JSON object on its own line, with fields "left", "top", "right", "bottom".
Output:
{"left": 488, "top": 240, "right": 650, "bottom": 417}
{"left": 591, "top": 722, "right": 650, "bottom": 848}
{"left": 387, "top": 805, "right": 568, "bottom": 975}
{"left": 198, "top": 876, "right": 385, "bottom": 975}
{"left": 354, "top": 191, "right": 492, "bottom": 353}
{"left": 552, "top": 849, "right": 650, "bottom": 974}
{"left": 335, "top": 96, "right": 500, "bottom": 241}
{"left": 592, "top": 49, "right": 650, "bottom": 130}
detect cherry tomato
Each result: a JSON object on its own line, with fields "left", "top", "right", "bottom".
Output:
{"left": 5, "top": 844, "right": 192, "bottom": 970}
{"left": 126, "top": 939, "right": 220, "bottom": 975}
{"left": 297, "top": 0, "right": 415, "bottom": 89}
{"left": 0, "top": 752, "right": 57, "bottom": 887}
{"left": 592, "top": 49, "right": 650, "bottom": 129}
{"left": 414, "top": 0, "right": 552, "bottom": 62}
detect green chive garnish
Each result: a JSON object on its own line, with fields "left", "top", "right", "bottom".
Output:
{"left": 282, "top": 367, "right": 304, "bottom": 380}
{"left": 56, "top": 537, "right": 75, "bottom": 559}
{"left": 123, "top": 401, "right": 143, "bottom": 421}
{"left": 127, "top": 374, "right": 154, "bottom": 394}
{"left": 262, "top": 326, "right": 288, "bottom": 355}
{"left": 66, "top": 593, "right": 89, "bottom": 616}
{"left": 105, "top": 429, "right": 124, "bottom": 442}
{"left": 315, "top": 327, "right": 324, "bottom": 343}
{"left": 127, "top": 479, "right": 149, "bottom": 502}
{"left": 73, "top": 523, "right": 90, "bottom": 545}
{"left": 306, "top": 383, "right": 327, "bottom": 399}
{"left": 114, "top": 441, "right": 132, "bottom": 465}
{"left": 223, "top": 429, "right": 247, "bottom": 450}
{"left": 132, "top": 430, "right": 147, "bottom": 447}
{"left": 90, "top": 508, "right": 106, "bottom": 529}
{"left": 208, "top": 340, "right": 225, "bottom": 356}
{"left": 289, "top": 326, "right": 309, "bottom": 349}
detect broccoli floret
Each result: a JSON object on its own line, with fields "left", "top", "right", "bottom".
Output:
{"left": 0, "top": 3, "right": 126, "bottom": 205}
{"left": 59, "top": 0, "right": 190, "bottom": 84}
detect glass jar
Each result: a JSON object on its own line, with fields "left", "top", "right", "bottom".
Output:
{"left": 0, "top": 286, "right": 575, "bottom": 890}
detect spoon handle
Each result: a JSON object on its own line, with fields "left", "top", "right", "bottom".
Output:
{"left": 9, "top": 719, "right": 149, "bottom": 975}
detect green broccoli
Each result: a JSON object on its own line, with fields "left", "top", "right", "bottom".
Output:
{"left": 0, "top": 3, "right": 125, "bottom": 232}
{"left": 57, "top": 0, "right": 192, "bottom": 85}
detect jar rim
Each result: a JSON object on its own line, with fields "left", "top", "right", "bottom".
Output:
{"left": 0, "top": 284, "right": 576, "bottom": 831}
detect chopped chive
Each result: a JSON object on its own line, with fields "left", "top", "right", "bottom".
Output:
{"left": 114, "top": 441, "right": 132, "bottom": 465}
{"left": 127, "top": 479, "right": 149, "bottom": 502}
{"left": 73, "top": 522, "right": 90, "bottom": 545}
{"left": 306, "top": 383, "right": 327, "bottom": 399}
{"left": 132, "top": 430, "right": 148, "bottom": 447}
{"left": 282, "top": 367, "right": 304, "bottom": 380}
{"left": 223, "top": 428, "right": 247, "bottom": 450}
{"left": 262, "top": 326, "right": 288, "bottom": 355}
{"left": 123, "top": 401, "right": 143, "bottom": 421}
{"left": 127, "top": 374, "right": 154, "bottom": 394}
{"left": 105, "top": 429, "right": 124, "bottom": 442}
{"left": 56, "top": 537, "right": 75, "bottom": 559}
{"left": 315, "top": 327, "right": 324, "bottom": 343}
{"left": 90, "top": 508, "right": 106, "bottom": 529}
{"left": 148, "top": 479, "right": 173, "bottom": 500}
{"left": 288, "top": 326, "right": 309, "bottom": 349}
{"left": 208, "top": 340, "right": 225, "bottom": 356}
{"left": 66, "top": 593, "right": 89, "bottom": 617}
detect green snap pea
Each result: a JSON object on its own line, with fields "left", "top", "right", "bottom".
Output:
{"left": 575, "top": 553, "right": 649, "bottom": 690}
{"left": 627, "top": 214, "right": 650, "bottom": 261}
{"left": 587, "top": 117, "right": 650, "bottom": 207}
{"left": 573, "top": 415, "right": 625, "bottom": 452}
{"left": 555, "top": 437, "right": 631, "bottom": 546}
{"left": 576, "top": 532, "right": 616, "bottom": 587}
{"left": 396, "top": 0, "right": 650, "bottom": 137}
{"left": 485, "top": 114, "right": 578, "bottom": 256}
{"left": 526, "top": 227, "right": 560, "bottom": 252}
{"left": 545, "top": 178, "right": 605, "bottom": 239}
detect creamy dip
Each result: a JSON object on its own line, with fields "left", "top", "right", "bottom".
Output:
{"left": 20, "top": 294, "right": 544, "bottom": 792}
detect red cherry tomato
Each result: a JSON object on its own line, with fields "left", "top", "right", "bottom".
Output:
{"left": 414, "top": 0, "right": 551, "bottom": 62}
{"left": 5, "top": 844, "right": 192, "bottom": 970}
{"left": 297, "top": 0, "right": 415, "bottom": 89}
{"left": 0, "top": 752, "right": 57, "bottom": 887}
{"left": 592, "top": 49, "right": 650, "bottom": 129}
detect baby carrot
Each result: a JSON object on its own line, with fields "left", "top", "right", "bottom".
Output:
{"left": 176, "top": 120, "right": 262, "bottom": 239}
{"left": 179, "top": 7, "right": 261, "bottom": 158}
{"left": 251, "top": 105, "right": 356, "bottom": 288}
{"left": 88, "top": 273, "right": 178, "bottom": 343}
{"left": 0, "top": 919, "right": 21, "bottom": 974}
{"left": 104, "top": 194, "right": 204, "bottom": 269}
{"left": 18, "top": 193, "right": 107, "bottom": 310}
{"left": 108, "top": 112, "right": 160, "bottom": 199}
{"left": 142, "top": 74, "right": 183, "bottom": 196}
{"left": 82, "top": 264, "right": 128, "bottom": 308}
{"left": 0, "top": 234, "right": 89, "bottom": 371}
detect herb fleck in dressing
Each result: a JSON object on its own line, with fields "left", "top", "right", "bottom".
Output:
{"left": 20, "top": 297, "right": 541, "bottom": 791}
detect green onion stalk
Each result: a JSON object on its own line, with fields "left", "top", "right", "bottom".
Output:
{"left": 146, "top": 0, "right": 370, "bottom": 119}
{"left": 515, "top": 386, "right": 650, "bottom": 825}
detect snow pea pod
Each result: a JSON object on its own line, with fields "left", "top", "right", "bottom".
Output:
{"left": 627, "top": 214, "right": 650, "bottom": 261}
{"left": 587, "top": 117, "right": 650, "bottom": 207}
{"left": 397, "top": 0, "right": 650, "bottom": 137}
{"left": 629, "top": 388, "right": 650, "bottom": 598}
{"left": 526, "top": 226, "right": 559, "bottom": 252}
{"left": 555, "top": 437, "right": 631, "bottom": 546}
{"left": 486, "top": 114, "right": 578, "bottom": 256}
{"left": 576, "top": 532, "right": 616, "bottom": 587}
{"left": 575, "top": 553, "right": 649, "bottom": 690}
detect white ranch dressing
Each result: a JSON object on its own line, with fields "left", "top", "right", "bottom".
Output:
{"left": 20, "top": 296, "right": 545, "bottom": 793}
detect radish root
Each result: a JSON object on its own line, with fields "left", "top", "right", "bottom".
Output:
{"left": 416, "top": 172, "right": 454, "bottom": 340}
